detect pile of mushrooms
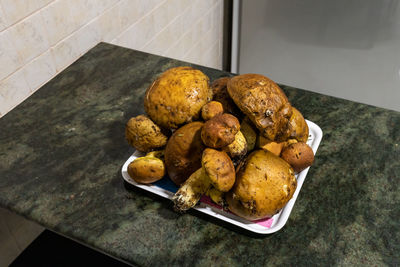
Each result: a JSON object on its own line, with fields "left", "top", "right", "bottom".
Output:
{"left": 125, "top": 67, "right": 315, "bottom": 220}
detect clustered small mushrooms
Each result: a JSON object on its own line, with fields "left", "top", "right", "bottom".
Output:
{"left": 124, "top": 67, "right": 315, "bottom": 220}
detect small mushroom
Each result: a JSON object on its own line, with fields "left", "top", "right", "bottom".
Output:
{"left": 172, "top": 148, "right": 235, "bottom": 211}
{"left": 201, "top": 101, "right": 224, "bottom": 120}
{"left": 201, "top": 113, "right": 240, "bottom": 148}
{"left": 127, "top": 150, "right": 165, "bottom": 184}
{"left": 125, "top": 115, "right": 168, "bottom": 152}
{"left": 222, "top": 130, "right": 247, "bottom": 159}
{"left": 281, "top": 142, "right": 314, "bottom": 172}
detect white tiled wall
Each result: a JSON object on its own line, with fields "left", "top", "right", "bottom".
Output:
{"left": 0, "top": 0, "right": 224, "bottom": 118}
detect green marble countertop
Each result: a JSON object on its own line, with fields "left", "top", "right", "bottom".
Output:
{"left": 1, "top": 43, "right": 399, "bottom": 266}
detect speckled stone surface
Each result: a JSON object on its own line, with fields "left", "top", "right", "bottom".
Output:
{"left": 1, "top": 43, "right": 399, "bottom": 266}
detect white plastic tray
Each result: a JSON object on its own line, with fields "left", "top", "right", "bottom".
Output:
{"left": 121, "top": 120, "right": 322, "bottom": 234}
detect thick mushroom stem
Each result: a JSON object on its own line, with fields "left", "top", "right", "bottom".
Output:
{"left": 172, "top": 168, "right": 211, "bottom": 211}
{"left": 222, "top": 131, "right": 247, "bottom": 159}
{"left": 172, "top": 148, "right": 236, "bottom": 212}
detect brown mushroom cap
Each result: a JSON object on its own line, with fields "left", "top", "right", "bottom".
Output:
{"left": 128, "top": 156, "right": 165, "bottom": 184}
{"left": 201, "top": 114, "right": 240, "bottom": 148}
{"left": 226, "top": 150, "right": 297, "bottom": 220}
{"left": 201, "top": 101, "right": 224, "bottom": 121}
{"left": 165, "top": 122, "right": 206, "bottom": 185}
{"left": 281, "top": 142, "right": 314, "bottom": 172}
{"left": 227, "top": 74, "right": 292, "bottom": 141}
{"left": 202, "top": 148, "right": 235, "bottom": 192}
{"left": 125, "top": 115, "right": 168, "bottom": 152}
{"left": 144, "top": 66, "right": 212, "bottom": 129}
{"left": 211, "top": 77, "right": 243, "bottom": 119}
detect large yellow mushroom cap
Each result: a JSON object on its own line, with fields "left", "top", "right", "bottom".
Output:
{"left": 226, "top": 149, "right": 297, "bottom": 220}
{"left": 144, "top": 66, "right": 212, "bottom": 129}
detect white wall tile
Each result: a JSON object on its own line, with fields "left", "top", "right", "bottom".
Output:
{"left": 0, "top": 30, "right": 22, "bottom": 81}
{"left": 184, "top": 38, "right": 202, "bottom": 65}
{"left": 180, "top": 31, "right": 194, "bottom": 56}
{"left": 96, "top": 2, "right": 121, "bottom": 42}
{"left": 0, "top": 70, "right": 31, "bottom": 117}
{"left": 22, "top": 50, "right": 56, "bottom": 91}
{"left": 200, "top": 8, "right": 213, "bottom": 37}
{"left": 0, "top": 0, "right": 40, "bottom": 25}
{"left": 165, "top": 0, "right": 183, "bottom": 23}
{"left": 74, "top": 21, "right": 101, "bottom": 55}
{"left": 0, "top": 4, "right": 8, "bottom": 30}
{"left": 216, "top": 1, "right": 223, "bottom": 38}
{"left": 68, "top": 0, "right": 113, "bottom": 29}
{"left": 201, "top": 39, "right": 219, "bottom": 69}
{"left": 164, "top": 36, "right": 185, "bottom": 61}
{"left": 143, "top": 11, "right": 184, "bottom": 55}
{"left": 152, "top": 1, "right": 170, "bottom": 34}
{"left": 36, "top": 0, "right": 55, "bottom": 8}
{"left": 41, "top": 0, "right": 108, "bottom": 46}
{"left": 113, "top": 12, "right": 156, "bottom": 50}
{"left": 91, "top": 0, "right": 120, "bottom": 15}
{"left": 200, "top": 25, "right": 217, "bottom": 54}
{"left": 142, "top": 0, "right": 164, "bottom": 15}
{"left": 190, "top": 0, "right": 207, "bottom": 23}
{"left": 119, "top": 0, "right": 162, "bottom": 31}
{"left": 119, "top": 0, "right": 143, "bottom": 31}
{"left": 51, "top": 20, "right": 100, "bottom": 71}
{"left": 41, "top": 0, "right": 74, "bottom": 46}
{"left": 7, "top": 11, "right": 49, "bottom": 65}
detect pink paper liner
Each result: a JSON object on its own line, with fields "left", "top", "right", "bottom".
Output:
{"left": 200, "top": 195, "right": 274, "bottom": 228}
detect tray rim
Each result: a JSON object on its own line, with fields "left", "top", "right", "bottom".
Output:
{"left": 121, "top": 119, "right": 323, "bottom": 234}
